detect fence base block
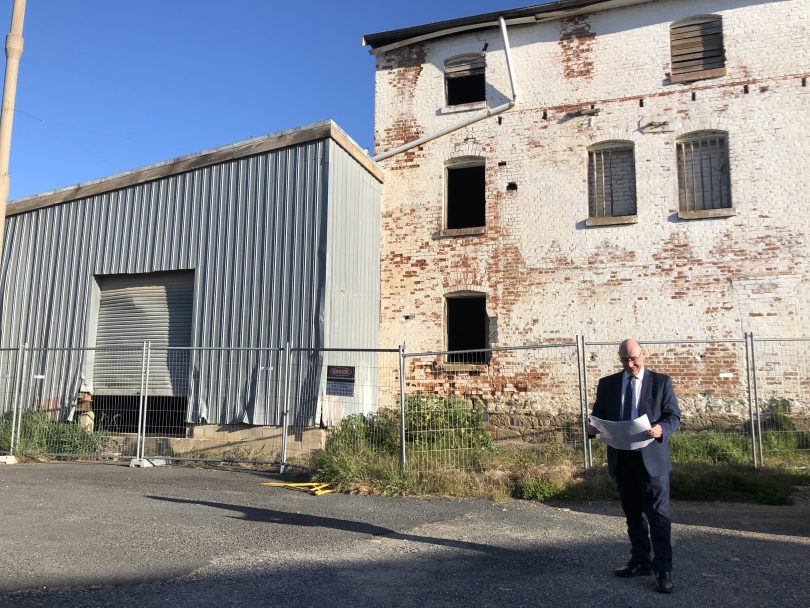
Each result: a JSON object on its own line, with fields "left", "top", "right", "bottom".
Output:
{"left": 0, "top": 455, "right": 18, "bottom": 465}
{"left": 129, "top": 457, "right": 170, "bottom": 468}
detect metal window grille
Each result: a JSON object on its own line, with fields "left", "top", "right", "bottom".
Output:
{"left": 677, "top": 133, "right": 731, "bottom": 212}
{"left": 588, "top": 146, "right": 637, "bottom": 218}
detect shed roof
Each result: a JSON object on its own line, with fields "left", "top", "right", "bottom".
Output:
{"left": 7, "top": 120, "right": 383, "bottom": 216}
{"left": 362, "top": 0, "right": 652, "bottom": 52}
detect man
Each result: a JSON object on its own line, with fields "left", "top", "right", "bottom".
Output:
{"left": 588, "top": 339, "right": 681, "bottom": 594}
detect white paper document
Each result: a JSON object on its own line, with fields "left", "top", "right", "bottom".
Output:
{"left": 589, "top": 413, "right": 655, "bottom": 450}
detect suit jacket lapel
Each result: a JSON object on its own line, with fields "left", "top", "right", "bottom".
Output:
{"left": 638, "top": 371, "right": 653, "bottom": 417}
{"left": 610, "top": 373, "right": 624, "bottom": 420}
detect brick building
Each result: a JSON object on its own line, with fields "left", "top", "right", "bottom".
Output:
{"left": 364, "top": 0, "right": 810, "bottom": 359}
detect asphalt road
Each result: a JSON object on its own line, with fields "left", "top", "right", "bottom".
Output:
{"left": 0, "top": 462, "right": 807, "bottom": 608}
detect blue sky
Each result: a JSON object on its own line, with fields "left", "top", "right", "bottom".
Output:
{"left": 0, "top": 0, "right": 529, "bottom": 200}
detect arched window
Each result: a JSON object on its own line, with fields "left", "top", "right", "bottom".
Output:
{"left": 587, "top": 141, "right": 637, "bottom": 219}
{"left": 670, "top": 15, "right": 726, "bottom": 83}
{"left": 676, "top": 131, "right": 731, "bottom": 212}
{"left": 444, "top": 54, "right": 486, "bottom": 105}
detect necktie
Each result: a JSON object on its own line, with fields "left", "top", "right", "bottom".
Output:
{"left": 623, "top": 377, "right": 636, "bottom": 421}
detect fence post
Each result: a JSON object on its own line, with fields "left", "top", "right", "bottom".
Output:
{"left": 9, "top": 342, "right": 26, "bottom": 455}
{"left": 280, "top": 341, "right": 292, "bottom": 473}
{"left": 132, "top": 341, "right": 153, "bottom": 465}
{"left": 748, "top": 332, "right": 764, "bottom": 467}
{"left": 576, "top": 335, "right": 592, "bottom": 468}
{"left": 142, "top": 342, "right": 152, "bottom": 460}
{"left": 744, "top": 333, "right": 755, "bottom": 466}
{"left": 398, "top": 342, "right": 407, "bottom": 471}
{"left": 135, "top": 342, "right": 147, "bottom": 463}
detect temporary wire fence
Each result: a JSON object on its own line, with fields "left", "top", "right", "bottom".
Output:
{"left": 0, "top": 335, "right": 808, "bottom": 471}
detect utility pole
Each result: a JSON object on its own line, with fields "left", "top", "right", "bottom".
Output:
{"left": 0, "top": 0, "right": 26, "bottom": 255}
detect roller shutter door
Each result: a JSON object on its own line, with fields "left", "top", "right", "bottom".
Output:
{"left": 93, "top": 271, "right": 194, "bottom": 396}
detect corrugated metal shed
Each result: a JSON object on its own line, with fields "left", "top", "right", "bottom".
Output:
{"left": 0, "top": 120, "right": 383, "bottom": 426}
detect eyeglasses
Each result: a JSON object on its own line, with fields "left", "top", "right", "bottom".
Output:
{"left": 619, "top": 355, "right": 642, "bottom": 363}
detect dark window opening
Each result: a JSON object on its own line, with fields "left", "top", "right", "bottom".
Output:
{"left": 447, "top": 74, "right": 485, "bottom": 105}
{"left": 447, "top": 164, "right": 485, "bottom": 229}
{"left": 445, "top": 54, "right": 486, "bottom": 105}
{"left": 94, "top": 395, "right": 187, "bottom": 437}
{"left": 447, "top": 296, "right": 489, "bottom": 364}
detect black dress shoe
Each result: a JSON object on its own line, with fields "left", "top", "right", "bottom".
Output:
{"left": 656, "top": 571, "right": 674, "bottom": 593}
{"left": 614, "top": 563, "right": 652, "bottom": 577}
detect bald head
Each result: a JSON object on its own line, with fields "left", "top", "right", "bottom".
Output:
{"left": 618, "top": 338, "right": 646, "bottom": 376}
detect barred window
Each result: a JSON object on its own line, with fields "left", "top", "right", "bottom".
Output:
{"left": 670, "top": 15, "right": 726, "bottom": 83}
{"left": 445, "top": 54, "right": 486, "bottom": 106}
{"left": 587, "top": 142, "right": 637, "bottom": 219}
{"left": 676, "top": 131, "right": 732, "bottom": 212}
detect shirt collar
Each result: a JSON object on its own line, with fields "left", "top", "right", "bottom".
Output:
{"left": 624, "top": 367, "right": 645, "bottom": 383}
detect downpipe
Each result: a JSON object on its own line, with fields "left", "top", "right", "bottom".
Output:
{"left": 373, "top": 16, "right": 518, "bottom": 163}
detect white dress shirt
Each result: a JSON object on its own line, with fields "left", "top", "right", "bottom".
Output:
{"left": 621, "top": 367, "right": 645, "bottom": 420}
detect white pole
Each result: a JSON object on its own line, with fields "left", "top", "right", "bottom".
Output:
{"left": 0, "top": 0, "right": 26, "bottom": 253}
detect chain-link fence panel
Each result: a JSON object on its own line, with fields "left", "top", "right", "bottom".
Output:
{"left": 583, "top": 339, "right": 756, "bottom": 466}
{"left": 140, "top": 347, "right": 284, "bottom": 464}
{"left": 0, "top": 348, "right": 20, "bottom": 456}
{"left": 403, "top": 344, "right": 582, "bottom": 472}
{"left": 752, "top": 338, "right": 810, "bottom": 466}
{"left": 6, "top": 347, "right": 133, "bottom": 459}
{"left": 133, "top": 347, "right": 402, "bottom": 467}
{"left": 286, "top": 348, "right": 402, "bottom": 467}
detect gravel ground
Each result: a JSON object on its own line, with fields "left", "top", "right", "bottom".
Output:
{"left": 0, "top": 462, "right": 807, "bottom": 608}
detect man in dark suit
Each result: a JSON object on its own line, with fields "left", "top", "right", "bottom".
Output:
{"left": 588, "top": 339, "right": 681, "bottom": 594}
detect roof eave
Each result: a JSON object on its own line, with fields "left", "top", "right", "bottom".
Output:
{"left": 7, "top": 121, "right": 383, "bottom": 217}
{"left": 363, "top": 0, "right": 654, "bottom": 52}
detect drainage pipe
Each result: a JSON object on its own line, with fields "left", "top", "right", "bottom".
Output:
{"left": 373, "top": 16, "right": 518, "bottom": 163}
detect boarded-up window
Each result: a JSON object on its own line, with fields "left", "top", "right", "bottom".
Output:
{"left": 670, "top": 15, "right": 726, "bottom": 83}
{"left": 445, "top": 54, "right": 486, "bottom": 105}
{"left": 588, "top": 142, "right": 637, "bottom": 218}
{"left": 676, "top": 131, "right": 732, "bottom": 212}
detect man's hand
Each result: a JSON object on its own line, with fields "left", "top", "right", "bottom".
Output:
{"left": 587, "top": 423, "right": 599, "bottom": 436}
{"left": 647, "top": 424, "right": 663, "bottom": 439}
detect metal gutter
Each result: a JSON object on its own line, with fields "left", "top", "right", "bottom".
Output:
{"left": 373, "top": 17, "right": 518, "bottom": 163}
{"left": 363, "top": 0, "right": 653, "bottom": 53}
{"left": 367, "top": 16, "right": 534, "bottom": 56}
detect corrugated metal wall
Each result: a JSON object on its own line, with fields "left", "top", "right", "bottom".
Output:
{"left": 0, "top": 133, "right": 382, "bottom": 426}
{"left": 316, "top": 141, "right": 384, "bottom": 426}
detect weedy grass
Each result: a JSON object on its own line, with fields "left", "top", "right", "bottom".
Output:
{"left": 311, "top": 404, "right": 809, "bottom": 505}
{"left": 0, "top": 410, "right": 108, "bottom": 457}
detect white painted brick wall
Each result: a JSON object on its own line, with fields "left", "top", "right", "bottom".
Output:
{"left": 373, "top": 0, "right": 810, "bottom": 353}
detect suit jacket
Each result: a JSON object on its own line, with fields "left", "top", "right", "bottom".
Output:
{"left": 591, "top": 369, "right": 681, "bottom": 478}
